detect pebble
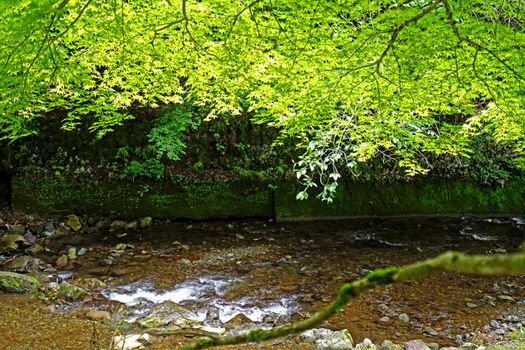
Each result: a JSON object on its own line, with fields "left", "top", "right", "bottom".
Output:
{"left": 379, "top": 316, "right": 390, "bottom": 322}
{"left": 56, "top": 254, "right": 68, "bottom": 268}
{"left": 497, "top": 295, "right": 515, "bottom": 302}
{"left": 85, "top": 310, "right": 110, "bottom": 321}
{"left": 77, "top": 247, "right": 88, "bottom": 256}
{"left": 424, "top": 326, "right": 439, "bottom": 337}
{"left": 465, "top": 302, "right": 477, "bottom": 308}
{"left": 398, "top": 313, "right": 410, "bottom": 322}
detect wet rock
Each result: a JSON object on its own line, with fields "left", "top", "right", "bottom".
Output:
{"left": 224, "top": 313, "right": 254, "bottom": 329}
{"left": 87, "top": 216, "right": 98, "bottom": 226}
{"left": 315, "top": 329, "right": 354, "bottom": 350}
{"left": 137, "top": 301, "right": 199, "bottom": 329}
{"left": 65, "top": 214, "right": 81, "bottom": 232}
{"left": 4, "top": 256, "right": 37, "bottom": 272}
{"left": 112, "top": 333, "right": 150, "bottom": 350}
{"left": 0, "top": 271, "right": 39, "bottom": 292}
{"left": 78, "top": 278, "right": 106, "bottom": 289}
{"left": 59, "top": 281, "right": 89, "bottom": 301}
{"left": 301, "top": 328, "right": 339, "bottom": 342}
{"left": 466, "top": 302, "right": 477, "bottom": 308}
{"left": 138, "top": 217, "right": 153, "bottom": 228}
{"left": 56, "top": 254, "right": 68, "bottom": 268}
{"left": 405, "top": 339, "right": 431, "bottom": 350}
{"left": 77, "top": 247, "right": 88, "bottom": 256}
{"left": 26, "top": 243, "right": 44, "bottom": 255}
{"left": 398, "top": 313, "right": 410, "bottom": 322}
{"left": 490, "top": 320, "right": 500, "bottom": 329}
{"left": 426, "top": 343, "right": 439, "bottom": 350}
{"left": 379, "top": 340, "right": 403, "bottom": 350}
{"left": 497, "top": 295, "right": 515, "bottom": 302}
{"left": 0, "top": 234, "right": 25, "bottom": 251}
{"left": 424, "top": 326, "right": 439, "bottom": 336}
{"left": 355, "top": 338, "right": 376, "bottom": 350}
{"left": 85, "top": 310, "right": 111, "bottom": 321}
{"left": 8, "top": 224, "right": 26, "bottom": 236}
{"left": 379, "top": 316, "right": 390, "bottom": 322}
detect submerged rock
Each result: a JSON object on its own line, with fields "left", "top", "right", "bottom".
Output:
{"left": 0, "top": 271, "right": 39, "bottom": 292}
{"left": 137, "top": 301, "right": 200, "bottom": 329}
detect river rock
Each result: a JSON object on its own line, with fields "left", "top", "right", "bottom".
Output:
{"left": 300, "top": 328, "right": 335, "bottom": 342}
{"left": 8, "top": 224, "right": 26, "bottom": 235}
{"left": 26, "top": 243, "right": 44, "bottom": 255}
{"left": 379, "top": 340, "right": 403, "bottom": 350}
{"left": 56, "top": 254, "right": 68, "bottom": 268}
{"left": 427, "top": 343, "right": 439, "bottom": 350}
{"left": 0, "top": 234, "right": 25, "bottom": 251}
{"left": 85, "top": 310, "right": 111, "bottom": 321}
{"left": 112, "top": 333, "right": 150, "bottom": 350}
{"left": 405, "top": 339, "right": 431, "bottom": 350}
{"left": 111, "top": 220, "right": 128, "bottom": 230}
{"left": 137, "top": 301, "right": 199, "bottom": 329}
{"left": 315, "top": 329, "right": 354, "bottom": 350}
{"left": 424, "top": 326, "right": 439, "bottom": 336}
{"left": 139, "top": 217, "right": 153, "bottom": 228}
{"left": 4, "top": 256, "right": 37, "bottom": 272}
{"left": 0, "top": 271, "right": 39, "bottom": 292}
{"left": 355, "top": 338, "right": 376, "bottom": 350}
{"left": 398, "top": 313, "right": 410, "bottom": 322}
{"left": 59, "top": 281, "right": 89, "bottom": 301}
{"left": 65, "top": 214, "right": 81, "bottom": 232}
{"left": 67, "top": 247, "right": 77, "bottom": 259}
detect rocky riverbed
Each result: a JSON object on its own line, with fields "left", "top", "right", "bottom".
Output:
{"left": 0, "top": 211, "right": 524, "bottom": 350}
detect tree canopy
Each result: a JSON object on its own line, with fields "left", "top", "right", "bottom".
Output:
{"left": 1, "top": 0, "right": 524, "bottom": 198}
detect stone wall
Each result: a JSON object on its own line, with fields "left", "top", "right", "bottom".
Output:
{"left": 10, "top": 175, "right": 525, "bottom": 220}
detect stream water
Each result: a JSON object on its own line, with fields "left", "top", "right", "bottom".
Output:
{"left": 1, "top": 215, "right": 525, "bottom": 349}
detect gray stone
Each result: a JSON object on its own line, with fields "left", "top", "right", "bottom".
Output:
{"left": 315, "top": 329, "right": 354, "bottom": 350}
{"left": 136, "top": 301, "right": 199, "bottom": 329}
{"left": 465, "top": 302, "right": 477, "bottom": 308}
{"left": 355, "top": 338, "right": 376, "bottom": 350}
{"left": 77, "top": 247, "right": 88, "bottom": 256}
{"left": 398, "top": 313, "right": 410, "bottom": 322}
{"left": 405, "top": 339, "right": 431, "bottom": 350}
{"left": 380, "top": 316, "right": 390, "bottom": 322}
{"left": 0, "top": 271, "right": 39, "bottom": 292}
{"left": 4, "top": 256, "right": 36, "bottom": 272}
{"left": 497, "top": 295, "right": 515, "bottom": 302}
{"left": 424, "top": 326, "right": 439, "bottom": 337}
{"left": 300, "top": 328, "right": 334, "bottom": 342}
{"left": 379, "top": 340, "right": 403, "bottom": 350}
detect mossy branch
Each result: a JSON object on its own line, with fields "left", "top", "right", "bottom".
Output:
{"left": 176, "top": 251, "right": 525, "bottom": 350}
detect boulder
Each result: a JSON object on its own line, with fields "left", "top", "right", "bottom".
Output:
{"left": 300, "top": 328, "right": 335, "bottom": 342}
{"left": 4, "top": 256, "right": 37, "bottom": 273}
{"left": 137, "top": 300, "right": 199, "bottom": 329}
{"left": 0, "top": 271, "right": 39, "bottom": 292}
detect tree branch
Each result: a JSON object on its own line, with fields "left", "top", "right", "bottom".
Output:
{"left": 176, "top": 250, "right": 525, "bottom": 350}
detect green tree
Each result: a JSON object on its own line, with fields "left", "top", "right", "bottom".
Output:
{"left": 1, "top": 0, "right": 524, "bottom": 197}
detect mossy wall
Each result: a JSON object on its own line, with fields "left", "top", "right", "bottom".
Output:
{"left": 10, "top": 175, "right": 525, "bottom": 220}
{"left": 11, "top": 175, "right": 273, "bottom": 219}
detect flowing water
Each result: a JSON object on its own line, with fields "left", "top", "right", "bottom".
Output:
{"left": 1, "top": 215, "right": 524, "bottom": 349}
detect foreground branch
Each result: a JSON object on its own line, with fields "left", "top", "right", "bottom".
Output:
{"left": 177, "top": 250, "right": 525, "bottom": 350}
